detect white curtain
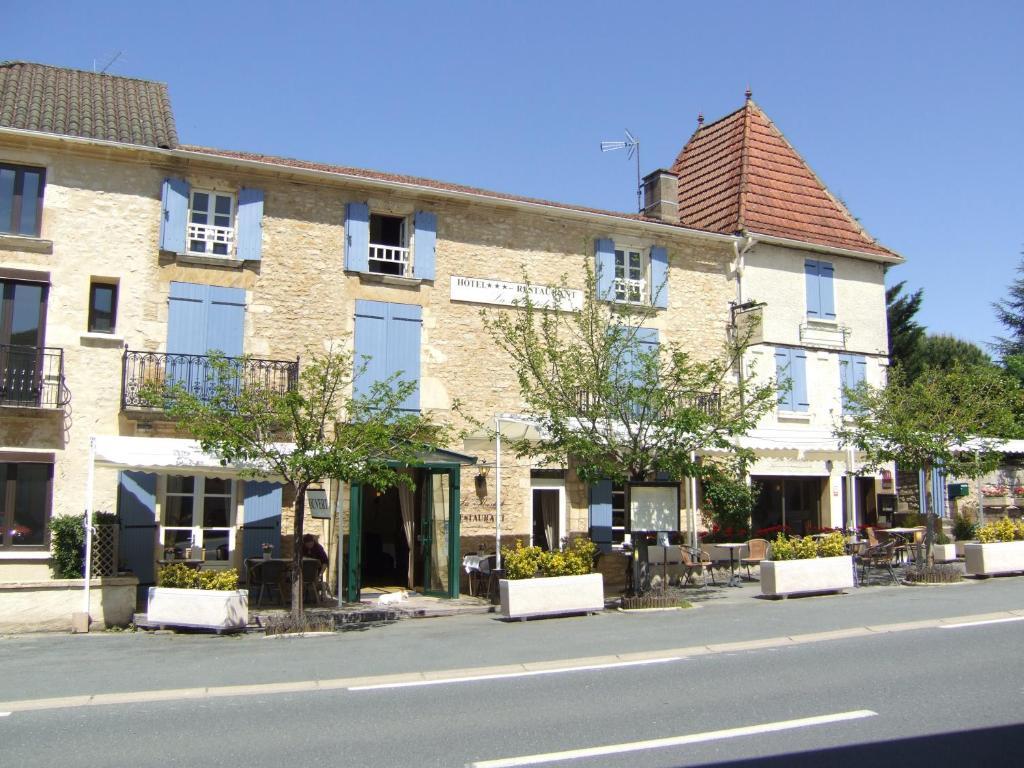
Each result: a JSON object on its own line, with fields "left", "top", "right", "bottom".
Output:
{"left": 398, "top": 473, "right": 415, "bottom": 589}
{"left": 429, "top": 474, "right": 449, "bottom": 593}
{"left": 541, "top": 491, "right": 558, "bottom": 551}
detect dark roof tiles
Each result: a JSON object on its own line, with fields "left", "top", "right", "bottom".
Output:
{"left": 0, "top": 61, "right": 178, "bottom": 149}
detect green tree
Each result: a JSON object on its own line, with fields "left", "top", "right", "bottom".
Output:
{"left": 993, "top": 252, "right": 1024, "bottom": 360}
{"left": 481, "top": 268, "right": 777, "bottom": 486}
{"left": 835, "top": 363, "right": 1020, "bottom": 564}
{"left": 886, "top": 280, "right": 924, "bottom": 377}
{"left": 917, "top": 334, "right": 994, "bottom": 371}
{"left": 153, "top": 350, "right": 445, "bottom": 619}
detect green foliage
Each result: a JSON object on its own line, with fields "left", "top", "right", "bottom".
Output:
{"left": 816, "top": 531, "right": 847, "bottom": 558}
{"left": 156, "top": 564, "right": 240, "bottom": 590}
{"left": 917, "top": 334, "right": 994, "bottom": 372}
{"left": 953, "top": 514, "right": 977, "bottom": 541}
{"left": 49, "top": 515, "right": 85, "bottom": 579}
{"left": 769, "top": 532, "right": 844, "bottom": 560}
{"left": 934, "top": 528, "right": 951, "bottom": 545}
{"left": 480, "top": 265, "right": 777, "bottom": 484}
{"left": 702, "top": 470, "right": 758, "bottom": 534}
{"left": 976, "top": 517, "right": 1024, "bottom": 543}
{"left": 993, "top": 251, "right": 1024, "bottom": 360}
{"left": 886, "top": 280, "right": 925, "bottom": 379}
{"left": 501, "top": 538, "right": 597, "bottom": 579}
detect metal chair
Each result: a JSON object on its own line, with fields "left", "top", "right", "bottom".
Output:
{"left": 299, "top": 557, "right": 328, "bottom": 605}
{"left": 856, "top": 540, "right": 899, "bottom": 585}
{"left": 246, "top": 558, "right": 286, "bottom": 606}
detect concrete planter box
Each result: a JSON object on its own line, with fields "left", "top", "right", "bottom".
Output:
{"left": 147, "top": 587, "right": 248, "bottom": 631}
{"left": 0, "top": 576, "right": 138, "bottom": 633}
{"left": 954, "top": 540, "right": 975, "bottom": 557}
{"left": 499, "top": 573, "right": 604, "bottom": 620}
{"left": 964, "top": 541, "right": 1024, "bottom": 577}
{"left": 760, "top": 556, "right": 854, "bottom": 598}
{"left": 983, "top": 496, "right": 1012, "bottom": 507}
{"left": 931, "top": 544, "right": 957, "bottom": 563}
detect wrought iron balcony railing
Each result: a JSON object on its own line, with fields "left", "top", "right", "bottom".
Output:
{"left": 121, "top": 350, "right": 299, "bottom": 410}
{"left": 575, "top": 388, "right": 721, "bottom": 418}
{"left": 0, "top": 344, "right": 68, "bottom": 409}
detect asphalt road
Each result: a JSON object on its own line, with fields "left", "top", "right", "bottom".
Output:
{"left": 3, "top": 578, "right": 1024, "bottom": 767}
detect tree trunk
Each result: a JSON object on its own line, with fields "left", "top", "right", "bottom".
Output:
{"left": 924, "top": 462, "right": 934, "bottom": 568}
{"left": 291, "top": 484, "right": 307, "bottom": 621}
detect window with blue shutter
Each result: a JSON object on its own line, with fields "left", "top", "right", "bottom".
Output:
{"left": 354, "top": 300, "right": 422, "bottom": 412}
{"left": 805, "top": 259, "right": 836, "bottom": 320}
{"left": 242, "top": 481, "right": 282, "bottom": 558}
{"left": 413, "top": 211, "right": 436, "bottom": 280}
{"left": 650, "top": 246, "right": 668, "bottom": 309}
{"left": 159, "top": 178, "right": 190, "bottom": 255}
{"left": 775, "top": 347, "right": 809, "bottom": 413}
{"left": 838, "top": 353, "right": 867, "bottom": 413}
{"left": 589, "top": 480, "right": 613, "bottom": 551}
{"left": 167, "top": 282, "right": 246, "bottom": 356}
{"left": 345, "top": 202, "right": 370, "bottom": 272}
{"left": 595, "top": 238, "right": 615, "bottom": 300}
{"left": 236, "top": 188, "right": 264, "bottom": 261}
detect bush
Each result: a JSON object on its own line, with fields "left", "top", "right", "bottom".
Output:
{"left": 157, "top": 564, "right": 239, "bottom": 590}
{"left": 952, "top": 514, "right": 977, "bottom": 541}
{"left": 49, "top": 515, "right": 85, "bottom": 579}
{"left": 977, "top": 517, "right": 1021, "bottom": 543}
{"left": 769, "top": 532, "right": 845, "bottom": 560}
{"left": 500, "top": 538, "right": 597, "bottom": 580}
{"left": 816, "top": 531, "right": 847, "bottom": 558}
{"left": 702, "top": 472, "right": 758, "bottom": 538}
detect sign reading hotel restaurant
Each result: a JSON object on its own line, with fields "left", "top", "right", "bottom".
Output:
{"left": 450, "top": 276, "right": 583, "bottom": 311}
{"left": 307, "top": 489, "right": 331, "bottom": 519}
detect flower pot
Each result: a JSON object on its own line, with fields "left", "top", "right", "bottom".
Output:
{"left": 147, "top": 587, "right": 248, "bottom": 631}
{"left": 983, "top": 496, "right": 1012, "bottom": 507}
{"left": 963, "top": 541, "right": 1024, "bottom": 577}
{"left": 499, "top": 573, "right": 604, "bottom": 620}
{"left": 760, "top": 556, "right": 854, "bottom": 598}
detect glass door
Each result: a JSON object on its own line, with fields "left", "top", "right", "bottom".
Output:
{"left": 422, "top": 472, "right": 450, "bottom": 596}
{"left": 0, "top": 280, "right": 46, "bottom": 406}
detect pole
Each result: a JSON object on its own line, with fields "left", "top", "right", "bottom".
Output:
{"left": 846, "top": 447, "right": 857, "bottom": 533}
{"left": 495, "top": 417, "right": 502, "bottom": 571}
{"left": 332, "top": 478, "right": 344, "bottom": 603}
{"left": 82, "top": 438, "right": 96, "bottom": 619}
{"left": 689, "top": 452, "right": 699, "bottom": 549}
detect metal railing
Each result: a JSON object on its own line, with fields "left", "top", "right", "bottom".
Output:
{"left": 187, "top": 222, "right": 235, "bottom": 255}
{"left": 0, "top": 344, "right": 67, "bottom": 409}
{"left": 121, "top": 350, "right": 299, "bottom": 410}
{"left": 368, "top": 243, "right": 411, "bottom": 276}
{"left": 575, "top": 388, "right": 720, "bottom": 417}
{"left": 613, "top": 277, "right": 646, "bottom": 303}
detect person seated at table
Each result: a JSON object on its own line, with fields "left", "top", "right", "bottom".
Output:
{"left": 301, "top": 533, "right": 329, "bottom": 566}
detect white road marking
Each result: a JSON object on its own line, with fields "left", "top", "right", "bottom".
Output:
{"left": 941, "top": 616, "right": 1024, "bottom": 629}
{"left": 0, "top": 712, "right": 10, "bottom": 717}
{"left": 469, "top": 709, "right": 878, "bottom": 768}
{"left": 348, "top": 657, "right": 682, "bottom": 691}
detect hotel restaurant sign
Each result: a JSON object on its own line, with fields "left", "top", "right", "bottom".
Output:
{"left": 450, "top": 276, "right": 583, "bottom": 311}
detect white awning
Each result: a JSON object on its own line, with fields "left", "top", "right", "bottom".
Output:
{"left": 700, "top": 426, "right": 843, "bottom": 457}
{"left": 91, "top": 435, "right": 290, "bottom": 480}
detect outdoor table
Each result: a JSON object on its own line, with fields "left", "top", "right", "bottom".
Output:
{"left": 462, "top": 554, "right": 494, "bottom": 597}
{"left": 716, "top": 543, "right": 747, "bottom": 588}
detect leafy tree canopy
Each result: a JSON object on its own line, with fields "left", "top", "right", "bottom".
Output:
{"left": 917, "top": 334, "right": 994, "bottom": 371}
{"left": 993, "top": 251, "right": 1024, "bottom": 360}
{"left": 886, "top": 280, "right": 925, "bottom": 377}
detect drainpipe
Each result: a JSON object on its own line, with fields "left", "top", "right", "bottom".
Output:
{"left": 731, "top": 235, "right": 757, "bottom": 400}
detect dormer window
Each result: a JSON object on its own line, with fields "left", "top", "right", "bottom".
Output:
{"left": 188, "top": 190, "right": 235, "bottom": 257}
{"left": 369, "top": 213, "right": 410, "bottom": 276}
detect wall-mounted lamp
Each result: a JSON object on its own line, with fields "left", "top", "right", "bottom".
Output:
{"left": 825, "top": 460, "right": 834, "bottom": 473}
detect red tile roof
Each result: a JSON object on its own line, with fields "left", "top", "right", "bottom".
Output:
{"left": 672, "top": 99, "right": 896, "bottom": 258}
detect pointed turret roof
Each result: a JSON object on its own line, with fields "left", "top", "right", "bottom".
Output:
{"left": 671, "top": 97, "right": 896, "bottom": 258}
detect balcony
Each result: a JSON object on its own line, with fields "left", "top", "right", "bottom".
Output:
{"left": 575, "top": 388, "right": 720, "bottom": 418}
{"left": 368, "top": 243, "right": 412, "bottom": 277}
{"left": 0, "top": 344, "right": 68, "bottom": 409}
{"left": 121, "top": 350, "right": 299, "bottom": 411}
{"left": 613, "top": 277, "right": 646, "bottom": 304}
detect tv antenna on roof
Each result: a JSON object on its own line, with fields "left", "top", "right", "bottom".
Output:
{"left": 600, "top": 129, "right": 641, "bottom": 213}
{"left": 94, "top": 51, "right": 124, "bottom": 74}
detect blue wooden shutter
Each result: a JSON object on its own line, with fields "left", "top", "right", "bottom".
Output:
{"left": 236, "top": 188, "right": 264, "bottom": 261}
{"left": 650, "top": 246, "right": 668, "bottom": 309}
{"left": 792, "top": 349, "right": 809, "bottom": 411}
{"left": 774, "top": 348, "right": 794, "bottom": 410}
{"left": 853, "top": 354, "right": 867, "bottom": 387}
{"left": 159, "top": 178, "right": 190, "bottom": 255}
{"left": 167, "top": 282, "right": 209, "bottom": 355}
{"left": 838, "top": 353, "right": 853, "bottom": 412}
{"left": 818, "top": 261, "right": 836, "bottom": 320}
{"left": 118, "top": 471, "right": 158, "bottom": 597}
{"left": 413, "top": 211, "right": 437, "bottom": 280}
{"left": 387, "top": 303, "right": 423, "bottom": 412}
{"left": 595, "top": 238, "right": 615, "bottom": 300}
{"left": 631, "top": 328, "right": 660, "bottom": 386}
{"left": 345, "top": 202, "right": 370, "bottom": 272}
{"left": 589, "top": 480, "right": 613, "bottom": 551}
{"left": 353, "top": 300, "right": 390, "bottom": 400}
{"left": 804, "top": 259, "right": 821, "bottom": 318}
{"left": 242, "top": 481, "right": 282, "bottom": 559}
{"left": 206, "top": 285, "right": 246, "bottom": 357}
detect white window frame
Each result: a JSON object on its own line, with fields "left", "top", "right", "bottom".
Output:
{"left": 614, "top": 247, "right": 648, "bottom": 304}
{"left": 529, "top": 477, "right": 567, "bottom": 551}
{"left": 159, "top": 475, "right": 237, "bottom": 559}
{"left": 187, "top": 189, "right": 236, "bottom": 258}
{"left": 368, "top": 212, "right": 412, "bottom": 277}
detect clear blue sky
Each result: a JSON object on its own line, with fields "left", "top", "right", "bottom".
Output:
{"left": 9, "top": 1, "right": 1023, "bottom": 353}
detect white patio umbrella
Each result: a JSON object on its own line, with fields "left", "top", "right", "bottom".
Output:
{"left": 463, "top": 414, "right": 545, "bottom": 570}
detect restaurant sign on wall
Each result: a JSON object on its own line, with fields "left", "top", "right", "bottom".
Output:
{"left": 450, "top": 276, "right": 583, "bottom": 311}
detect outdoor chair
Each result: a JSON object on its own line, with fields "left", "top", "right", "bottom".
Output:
{"left": 247, "top": 558, "right": 286, "bottom": 606}
{"left": 856, "top": 540, "right": 898, "bottom": 585}
{"left": 680, "top": 547, "right": 717, "bottom": 587}
{"left": 297, "top": 557, "right": 328, "bottom": 605}
{"left": 741, "top": 538, "right": 769, "bottom": 580}
{"left": 864, "top": 527, "right": 879, "bottom": 548}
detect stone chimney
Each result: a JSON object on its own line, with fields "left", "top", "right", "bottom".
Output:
{"left": 642, "top": 169, "right": 679, "bottom": 223}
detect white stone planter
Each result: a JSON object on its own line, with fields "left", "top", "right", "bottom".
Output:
{"left": 963, "top": 541, "right": 1024, "bottom": 577}
{"left": 147, "top": 587, "right": 248, "bottom": 631}
{"left": 954, "top": 540, "right": 975, "bottom": 557}
{"left": 0, "top": 576, "right": 138, "bottom": 633}
{"left": 760, "top": 556, "right": 854, "bottom": 598}
{"left": 499, "top": 573, "right": 604, "bottom": 620}
{"left": 931, "top": 544, "right": 957, "bottom": 563}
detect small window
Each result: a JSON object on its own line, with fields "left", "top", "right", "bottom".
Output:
{"left": 368, "top": 214, "right": 409, "bottom": 276}
{"left": 88, "top": 282, "right": 118, "bottom": 334}
{"left": 188, "top": 190, "right": 235, "bottom": 256}
{"left": 0, "top": 163, "right": 46, "bottom": 237}
{"left": 614, "top": 249, "right": 648, "bottom": 303}
{"left": 611, "top": 483, "right": 627, "bottom": 545}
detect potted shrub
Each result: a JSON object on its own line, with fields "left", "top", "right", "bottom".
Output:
{"left": 760, "top": 532, "right": 854, "bottom": 598}
{"left": 1015, "top": 486, "right": 1024, "bottom": 507}
{"left": 981, "top": 484, "right": 1012, "bottom": 507}
{"left": 498, "top": 538, "right": 603, "bottom": 620}
{"left": 964, "top": 518, "right": 1024, "bottom": 577}
{"left": 147, "top": 564, "right": 248, "bottom": 631}
{"left": 932, "top": 529, "right": 957, "bottom": 563}
{"left": 953, "top": 514, "right": 977, "bottom": 557}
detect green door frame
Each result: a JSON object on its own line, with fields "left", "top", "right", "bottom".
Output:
{"left": 345, "top": 464, "right": 462, "bottom": 603}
